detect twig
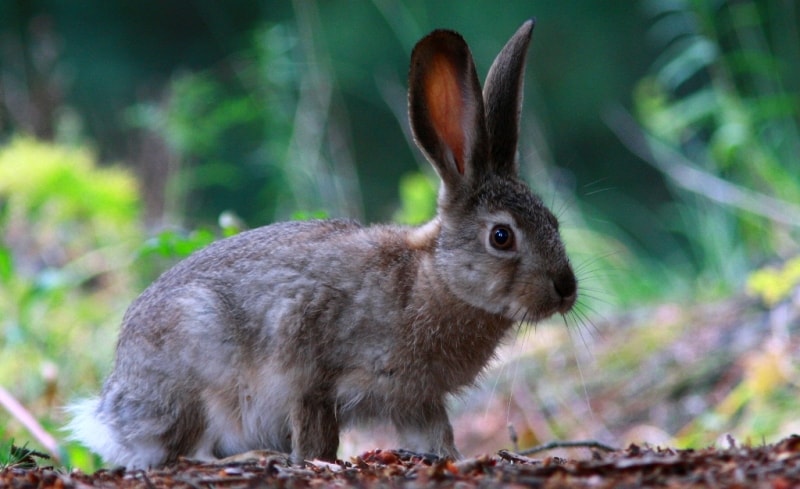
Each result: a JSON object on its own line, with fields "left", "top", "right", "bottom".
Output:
{"left": 605, "top": 107, "right": 800, "bottom": 228}
{"left": 0, "top": 385, "right": 60, "bottom": 461}
{"left": 497, "top": 449, "right": 541, "bottom": 465}
{"left": 518, "top": 440, "right": 619, "bottom": 456}
{"left": 131, "top": 470, "right": 158, "bottom": 489}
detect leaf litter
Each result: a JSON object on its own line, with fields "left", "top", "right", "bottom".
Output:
{"left": 4, "top": 435, "right": 800, "bottom": 488}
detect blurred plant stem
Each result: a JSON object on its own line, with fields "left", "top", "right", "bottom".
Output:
{"left": 607, "top": 107, "right": 800, "bottom": 228}
{"left": 284, "top": 0, "right": 362, "bottom": 220}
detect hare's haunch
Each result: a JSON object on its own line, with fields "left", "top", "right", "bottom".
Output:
{"left": 67, "top": 19, "right": 577, "bottom": 468}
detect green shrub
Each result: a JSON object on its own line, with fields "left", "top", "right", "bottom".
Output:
{"left": 0, "top": 137, "right": 142, "bottom": 470}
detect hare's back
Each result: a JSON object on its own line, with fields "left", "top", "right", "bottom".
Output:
{"left": 122, "top": 219, "right": 363, "bottom": 325}
{"left": 157, "top": 219, "right": 363, "bottom": 282}
{"left": 117, "top": 218, "right": 364, "bottom": 348}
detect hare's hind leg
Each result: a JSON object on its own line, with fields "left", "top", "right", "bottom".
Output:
{"left": 66, "top": 397, "right": 167, "bottom": 469}
{"left": 101, "top": 380, "right": 209, "bottom": 467}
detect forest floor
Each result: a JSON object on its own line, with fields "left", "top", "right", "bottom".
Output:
{"left": 4, "top": 436, "right": 800, "bottom": 488}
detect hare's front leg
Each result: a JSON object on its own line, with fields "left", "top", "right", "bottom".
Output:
{"left": 393, "top": 400, "right": 460, "bottom": 459}
{"left": 289, "top": 391, "right": 339, "bottom": 464}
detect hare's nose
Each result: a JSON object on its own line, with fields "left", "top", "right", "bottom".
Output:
{"left": 553, "top": 270, "right": 577, "bottom": 311}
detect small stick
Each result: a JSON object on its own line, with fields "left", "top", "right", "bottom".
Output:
{"left": 497, "top": 449, "right": 540, "bottom": 465}
{"left": 133, "top": 470, "right": 158, "bottom": 489}
{"left": 518, "top": 440, "right": 619, "bottom": 456}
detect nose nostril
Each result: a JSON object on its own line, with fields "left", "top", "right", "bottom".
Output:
{"left": 553, "top": 271, "right": 577, "bottom": 300}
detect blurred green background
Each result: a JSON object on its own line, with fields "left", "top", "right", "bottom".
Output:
{"left": 1, "top": 0, "right": 798, "bottom": 471}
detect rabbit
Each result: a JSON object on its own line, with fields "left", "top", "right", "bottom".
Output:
{"left": 66, "top": 18, "right": 577, "bottom": 469}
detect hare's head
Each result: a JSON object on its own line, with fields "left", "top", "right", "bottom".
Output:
{"left": 409, "top": 20, "right": 576, "bottom": 323}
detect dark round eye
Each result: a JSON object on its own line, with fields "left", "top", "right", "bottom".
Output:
{"left": 490, "top": 224, "right": 515, "bottom": 251}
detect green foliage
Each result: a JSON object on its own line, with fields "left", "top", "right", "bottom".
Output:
{"left": 0, "top": 440, "right": 50, "bottom": 469}
{"left": 138, "top": 228, "right": 218, "bottom": 260}
{"left": 131, "top": 227, "right": 218, "bottom": 285}
{"left": 128, "top": 22, "right": 360, "bottom": 225}
{"left": 0, "top": 137, "right": 142, "bottom": 471}
{"left": 393, "top": 172, "right": 438, "bottom": 225}
{"left": 634, "top": 0, "right": 800, "bottom": 292}
{"left": 0, "top": 137, "right": 139, "bottom": 240}
{"left": 291, "top": 210, "right": 330, "bottom": 221}
{"left": 125, "top": 25, "right": 292, "bottom": 223}
{"left": 60, "top": 442, "right": 103, "bottom": 472}
{"left": 630, "top": 0, "right": 800, "bottom": 447}
{"left": 747, "top": 256, "right": 800, "bottom": 306}
{"left": 134, "top": 208, "right": 330, "bottom": 276}
{"left": 675, "top": 343, "right": 800, "bottom": 449}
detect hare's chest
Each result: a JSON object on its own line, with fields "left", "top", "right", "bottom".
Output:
{"left": 333, "top": 357, "right": 441, "bottom": 423}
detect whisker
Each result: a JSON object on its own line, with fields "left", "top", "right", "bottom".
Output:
{"left": 571, "top": 303, "right": 604, "bottom": 336}
{"left": 553, "top": 196, "right": 577, "bottom": 222}
{"left": 582, "top": 186, "right": 617, "bottom": 197}
{"left": 567, "top": 311, "right": 594, "bottom": 351}
{"left": 564, "top": 317, "right": 596, "bottom": 423}
{"left": 575, "top": 293, "right": 615, "bottom": 310}
{"left": 574, "top": 292, "right": 613, "bottom": 305}
{"left": 499, "top": 307, "right": 536, "bottom": 426}
{"left": 574, "top": 266, "right": 616, "bottom": 281}
{"left": 572, "top": 252, "right": 622, "bottom": 273}
{"left": 484, "top": 360, "right": 506, "bottom": 419}
{"left": 581, "top": 176, "right": 613, "bottom": 192}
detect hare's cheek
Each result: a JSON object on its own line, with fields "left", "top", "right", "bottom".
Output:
{"left": 434, "top": 252, "right": 512, "bottom": 314}
{"left": 500, "top": 277, "right": 558, "bottom": 322}
{"left": 450, "top": 275, "right": 508, "bottom": 315}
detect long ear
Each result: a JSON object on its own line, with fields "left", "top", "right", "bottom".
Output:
{"left": 483, "top": 19, "right": 535, "bottom": 176}
{"left": 408, "top": 29, "right": 489, "bottom": 190}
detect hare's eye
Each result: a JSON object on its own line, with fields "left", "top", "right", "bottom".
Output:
{"left": 490, "top": 225, "right": 515, "bottom": 251}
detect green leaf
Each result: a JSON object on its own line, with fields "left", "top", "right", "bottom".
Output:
{"left": 139, "top": 228, "right": 218, "bottom": 260}
{"left": 291, "top": 210, "right": 329, "bottom": 221}
{"left": 0, "top": 245, "right": 12, "bottom": 284}
{"left": 393, "top": 172, "right": 437, "bottom": 225}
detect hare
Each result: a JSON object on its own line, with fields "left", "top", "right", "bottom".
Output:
{"left": 67, "top": 19, "right": 577, "bottom": 469}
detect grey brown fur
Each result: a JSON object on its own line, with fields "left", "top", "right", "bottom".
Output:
{"left": 67, "top": 19, "right": 577, "bottom": 468}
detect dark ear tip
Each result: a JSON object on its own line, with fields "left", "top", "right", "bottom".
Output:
{"left": 411, "top": 29, "right": 470, "bottom": 68}
{"left": 521, "top": 18, "right": 536, "bottom": 35}
{"left": 415, "top": 29, "right": 467, "bottom": 51}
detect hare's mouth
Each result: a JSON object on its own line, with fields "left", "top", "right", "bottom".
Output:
{"left": 504, "top": 302, "right": 562, "bottom": 324}
{"left": 505, "top": 291, "right": 577, "bottom": 323}
{"left": 502, "top": 276, "right": 577, "bottom": 323}
{"left": 557, "top": 290, "right": 577, "bottom": 315}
